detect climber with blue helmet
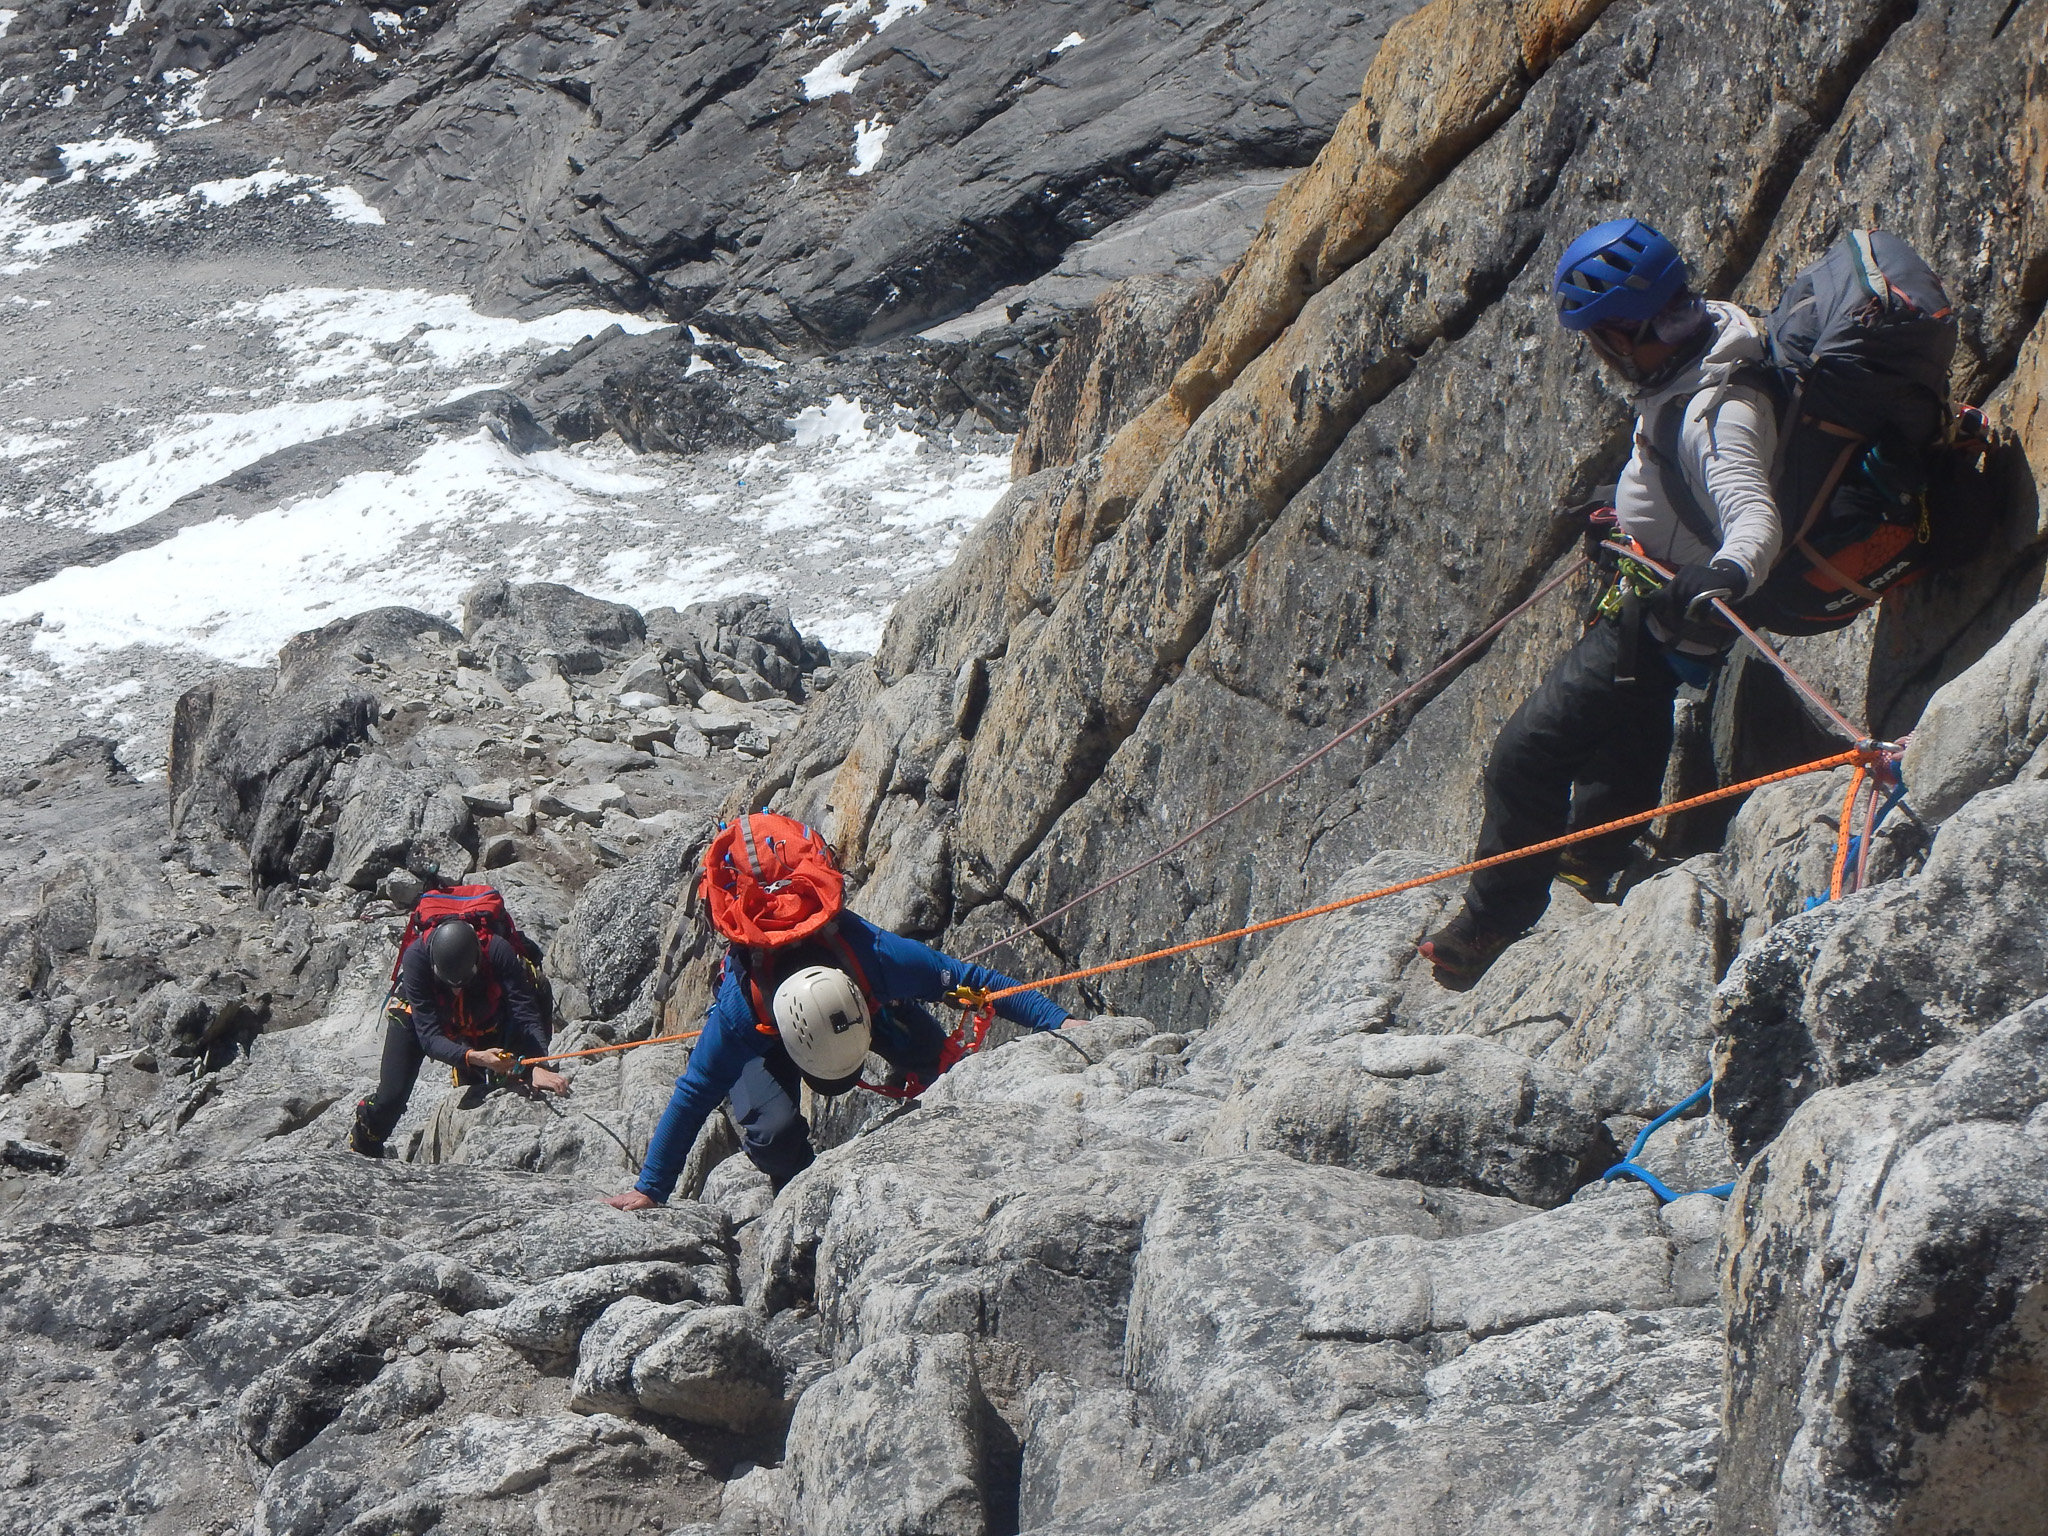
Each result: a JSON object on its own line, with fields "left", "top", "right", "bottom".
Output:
{"left": 1421, "top": 217, "right": 1782, "bottom": 984}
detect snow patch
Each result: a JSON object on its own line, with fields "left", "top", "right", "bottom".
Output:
{"left": 850, "top": 119, "right": 890, "bottom": 175}
{"left": 0, "top": 432, "right": 651, "bottom": 668}
{"left": 804, "top": 0, "right": 920, "bottom": 97}
{"left": 801, "top": 43, "right": 863, "bottom": 99}
{"left": 60, "top": 137, "right": 158, "bottom": 182}
{"left": 0, "top": 433, "right": 65, "bottom": 461}
{"left": 81, "top": 395, "right": 394, "bottom": 532}
{"left": 133, "top": 167, "right": 387, "bottom": 225}
{"left": 0, "top": 178, "right": 97, "bottom": 275}
{"left": 106, "top": 0, "right": 144, "bottom": 36}
{"left": 0, "top": 12, "right": 17, "bottom": 37}
{"left": 158, "top": 72, "right": 215, "bottom": 131}
{"left": 351, "top": 41, "right": 377, "bottom": 62}
{"left": 317, "top": 186, "right": 384, "bottom": 225}
{"left": 1053, "top": 31, "right": 1086, "bottom": 54}
{"left": 192, "top": 169, "right": 302, "bottom": 206}
{"left": 873, "top": 0, "right": 925, "bottom": 30}
{"left": 225, "top": 288, "right": 669, "bottom": 386}
{"left": 784, "top": 396, "right": 869, "bottom": 448}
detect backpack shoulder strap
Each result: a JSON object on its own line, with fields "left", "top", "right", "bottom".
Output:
{"left": 1641, "top": 392, "right": 1723, "bottom": 551}
{"left": 725, "top": 947, "right": 779, "bottom": 1036}
{"left": 816, "top": 924, "right": 880, "bottom": 1015}
{"left": 1642, "top": 365, "right": 1790, "bottom": 558}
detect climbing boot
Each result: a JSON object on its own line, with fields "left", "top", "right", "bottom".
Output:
{"left": 1556, "top": 849, "right": 1626, "bottom": 904}
{"left": 347, "top": 1101, "right": 386, "bottom": 1159}
{"left": 1417, "top": 906, "right": 1523, "bottom": 987}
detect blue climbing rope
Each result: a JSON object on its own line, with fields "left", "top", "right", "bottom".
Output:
{"left": 1601, "top": 1081, "right": 1737, "bottom": 1202}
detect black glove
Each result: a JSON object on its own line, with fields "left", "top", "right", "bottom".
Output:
{"left": 1655, "top": 560, "right": 1745, "bottom": 627}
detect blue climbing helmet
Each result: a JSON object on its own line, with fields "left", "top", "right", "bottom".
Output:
{"left": 1552, "top": 219, "right": 1688, "bottom": 331}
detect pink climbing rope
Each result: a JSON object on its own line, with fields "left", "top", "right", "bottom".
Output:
{"left": 963, "top": 556, "right": 1590, "bottom": 961}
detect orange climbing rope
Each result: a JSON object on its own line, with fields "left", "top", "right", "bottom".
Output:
{"left": 512, "top": 744, "right": 1888, "bottom": 1065}
{"left": 520, "top": 1028, "right": 702, "bottom": 1068}
{"left": 980, "top": 745, "right": 1876, "bottom": 1003}
{"left": 506, "top": 542, "right": 1904, "bottom": 1066}
{"left": 1828, "top": 761, "right": 1869, "bottom": 903}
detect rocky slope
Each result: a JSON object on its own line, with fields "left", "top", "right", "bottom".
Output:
{"left": 3, "top": 0, "right": 2048, "bottom": 1534}
{"left": 0, "top": 0, "right": 1418, "bottom": 345}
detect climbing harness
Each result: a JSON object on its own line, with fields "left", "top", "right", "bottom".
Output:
{"left": 1600, "top": 1082, "right": 1736, "bottom": 1203}
{"left": 857, "top": 985, "right": 997, "bottom": 1100}
{"left": 963, "top": 557, "right": 1592, "bottom": 962}
{"left": 1612, "top": 545, "right": 1907, "bottom": 906}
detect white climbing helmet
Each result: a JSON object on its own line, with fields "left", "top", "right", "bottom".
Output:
{"left": 771, "top": 965, "right": 872, "bottom": 1087}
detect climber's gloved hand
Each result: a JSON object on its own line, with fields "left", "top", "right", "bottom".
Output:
{"left": 1654, "top": 560, "right": 1745, "bottom": 628}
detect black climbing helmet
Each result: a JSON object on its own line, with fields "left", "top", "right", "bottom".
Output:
{"left": 428, "top": 919, "right": 481, "bottom": 986}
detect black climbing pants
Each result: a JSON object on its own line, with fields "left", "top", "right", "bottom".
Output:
{"left": 1462, "top": 616, "right": 1695, "bottom": 936}
{"left": 356, "top": 1007, "right": 534, "bottom": 1144}
{"left": 731, "top": 1003, "right": 951, "bottom": 1191}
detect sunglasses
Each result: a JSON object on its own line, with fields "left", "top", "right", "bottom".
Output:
{"left": 1584, "top": 317, "right": 1655, "bottom": 365}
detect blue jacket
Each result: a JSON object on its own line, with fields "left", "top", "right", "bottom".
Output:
{"left": 635, "top": 912, "right": 1068, "bottom": 1201}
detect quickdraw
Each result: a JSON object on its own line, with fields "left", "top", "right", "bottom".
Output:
{"left": 1592, "top": 537, "right": 1669, "bottom": 620}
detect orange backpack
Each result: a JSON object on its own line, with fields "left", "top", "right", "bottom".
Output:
{"left": 700, "top": 814, "right": 845, "bottom": 949}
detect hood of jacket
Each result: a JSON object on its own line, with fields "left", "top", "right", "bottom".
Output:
{"left": 1632, "top": 301, "right": 1767, "bottom": 414}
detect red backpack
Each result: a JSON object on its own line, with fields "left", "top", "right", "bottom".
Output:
{"left": 386, "top": 885, "right": 548, "bottom": 1039}
{"left": 700, "top": 814, "right": 845, "bottom": 949}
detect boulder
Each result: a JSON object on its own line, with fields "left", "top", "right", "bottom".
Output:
{"left": 786, "top": 1332, "right": 991, "bottom": 1536}
{"left": 0, "top": 999, "right": 72, "bottom": 1092}
{"left": 1017, "top": 1377, "right": 1172, "bottom": 1531}
{"left": 536, "top": 782, "right": 627, "bottom": 824}
{"left": 757, "top": 1101, "right": 1187, "bottom": 1383}
{"left": 484, "top": 1261, "right": 708, "bottom": 1360}
{"left": 1019, "top": 1307, "right": 1722, "bottom": 1535}
{"left": 1722, "top": 998, "right": 2048, "bottom": 1536}
{"left": 1419, "top": 863, "right": 1729, "bottom": 1118}
{"left": 1124, "top": 1153, "right": 1526, "bottom": 1463}
{"left": 336, "top": 758, "right": 478, "bottom": 886}
{"left": 616, "top": 653, "right": 673, "bottom": 704}
{"left": 1714, "top": 779, "right": 2048, "bottom": 1154}
{"left": 556, "top": 829, "right": 704, "bottom": 1019}
{"left": 1901, "top": 598, "right": 2048, "bottom": 823}
{"left": 629, "top": 1305, "right": 787, "bottom": 1435}
{"left": 571, "top": 1296, "right": 698, "bottom": 1418}
{"left": 463, "top": 580, "right": 647, "bottom": 675}
{"left": 1301, "top": 1184, "right": 1704, "bottom": 1342}
{"left": 1200, "top": 1033, "right": 1614, "bottom": 1207}
{"left": 558, "top": 738, "right": 650, "bottom": 777}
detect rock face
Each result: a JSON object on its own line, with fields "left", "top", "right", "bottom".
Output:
{"left": 1721, "top": 1001, "right": 2048, "bottom": 1536}
{"left": 744, "top": 0, "right": 2048, "bottom": 1038}
{"left": 335, "top": 0, "right": 1418, "bottom": 344}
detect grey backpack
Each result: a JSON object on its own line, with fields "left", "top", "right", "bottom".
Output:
{"left": 1653, "top": 230, "right": 1965, "bottom": 635}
